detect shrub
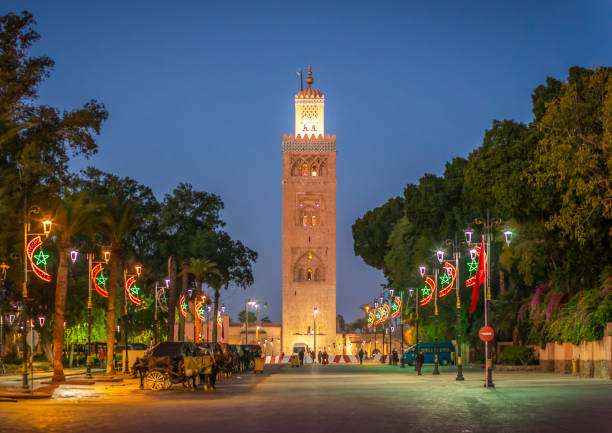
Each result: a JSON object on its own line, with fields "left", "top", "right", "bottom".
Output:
{"left": 499, "top": 346, "right": 534, "bottom": 365}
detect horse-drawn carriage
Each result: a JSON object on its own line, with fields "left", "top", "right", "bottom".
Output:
{"left": 132, "top": 342, "right": 216, "bottom": 391}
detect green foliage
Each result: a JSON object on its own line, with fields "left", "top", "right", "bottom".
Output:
{"left": 354, "top": 65, "right": 612, "bottom": 348}
{"left": 499, "top": 346, "right": 534, "bottom": 365}
{"left": 237, "top": 310, "right": 256, "bottom": 323}
{"left": 352, "top": 196, "right": 404, "bottom": 273}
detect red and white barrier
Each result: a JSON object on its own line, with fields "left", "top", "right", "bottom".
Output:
{"left": 265, "top": 354, "right": 370, "bottom": 364}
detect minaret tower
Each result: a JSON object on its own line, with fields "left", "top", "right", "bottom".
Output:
{"left": 282, "top": 65, "right": 337, "bottom": 355}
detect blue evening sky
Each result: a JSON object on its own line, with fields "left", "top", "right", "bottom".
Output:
{"left": 6, "top": 1, "right": 611, "bottom": 322}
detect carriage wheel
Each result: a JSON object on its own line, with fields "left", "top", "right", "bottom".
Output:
{"left": 145, "top": 371, "right": 170, "bottom": 391}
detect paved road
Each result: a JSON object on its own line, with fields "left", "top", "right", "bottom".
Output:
{"left": 0, "top": 364, "right": 610, "bottom": 433}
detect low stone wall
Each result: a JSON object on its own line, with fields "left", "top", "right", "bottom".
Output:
{"left": 536, "top": 323, "right": 612, "bottom": 379}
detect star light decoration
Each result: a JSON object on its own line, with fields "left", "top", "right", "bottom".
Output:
{"left": 33, "top": 250, "right": 50, "bottom": 267}
{"left": 439, "top": 272, "right": 452, "bottom": 286}
{"left": 467, "top": 259, "right": 479, "bottom": 273}
{"left": 130, "top": 285, "right": 140, "bottom": 296}
{"left": 421, "top": 286, "right": 431, "bottom": 297}
{"left": 96, "top": 273, "right": 108, "bottom": 287}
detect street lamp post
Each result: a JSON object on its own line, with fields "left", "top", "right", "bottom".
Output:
{"left": 373, "top": 300, "right": 378, "bottom": 355}
{"left": 22, "top": 206, "right": 51, "bottom": 389}
{"left": 446, "top": 232, "right": 465, "bottom": 381}
{"left": 433, "top": 250, "right": 445, "bottom": 376}
{"left": 473, "top": 209, "right": 513, "bottom": 388}
{"left": 122, "top": 265, "right": 142, "bottom": 374}
{"left": 313, "top": 307, "right": 318, "bottom": 363}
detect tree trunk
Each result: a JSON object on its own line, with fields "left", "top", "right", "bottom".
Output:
{"left": 212, "top": 289, "right": 220, "bottom": 342}
{"left": 52, "top": 247, "right": 69, "bottom": 382}
{"left": 499, "top": 270, "right": 506, "bottom": 295}
{"left": 179, "top": 259, "right": 189, "bottom": 341}
{"left": 105, "top": 245, "right": 121, "bottom": 375}
{"left": 194, "top": 275, "right": 202, "bottom": 343}
{"left": 166, "top": 256, "right": 177, "bottom": 342}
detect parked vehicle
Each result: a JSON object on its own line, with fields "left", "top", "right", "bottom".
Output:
{"left": 403, "top": 342, "right": 455, "bottom": 366}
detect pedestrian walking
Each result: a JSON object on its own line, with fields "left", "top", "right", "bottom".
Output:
{"left": 322, "top": 350, "right": 328, "bottom": 366}
{"left": 416, "top": 351, "right": 424, "bottom": 375}
{"left": 392, "top": 348, "right": 398, "bottom": 366}
{"left": 358, "top": 348, "right": 364, "bottom": 365}
{"left": 298, "top": 349, "right": 304, "bottom": 366}
{"left": 317, "top": 350, "right": 322, "bottom": 364}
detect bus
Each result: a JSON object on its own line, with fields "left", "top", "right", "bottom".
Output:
{"left": 403, "top": 342, "right": 455, "bottom": 366}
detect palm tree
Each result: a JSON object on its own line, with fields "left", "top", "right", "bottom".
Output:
{"left": 50, "top": 191, "right": 97, "bottom": 382}
{"left": 189, "top": 257, "right": 221, "bottom": 342}
{"left": 98, "top": 199, "right": 141, "bottom": 375}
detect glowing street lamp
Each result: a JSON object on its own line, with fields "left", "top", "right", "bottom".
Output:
{"left": 436, "top": 250, "right": 445, "bottom": 264}
{"left": 135, "top": 265, "right": 142, "bottom": 277}
{"left": 470, "top": 249, "right": 477, "bottom": 260}
{"left": 38, "top": 316, "right": 45, "bottom": 327}
{"left": 70, "top": 250, "right": 79, "bottom": 264}
{"left": 419, "top": 266, "right": 426, "bottom": 278}
{"left": 103, "top": 250, "right": 110, "bottom": 264}
{"left": 464, "top": 229, "right": 474, "bottom": 245}
{"left": 313, "top": 307, "right": 319, "bottom": 362}
{"left": 42, "top": 220, "right": 52, "bottom": 236}
{"left": 504, "top": 229, "right": 513, "bottom": 246}
{"left": 165, "top": 278, "right": 170, "bottom": 288}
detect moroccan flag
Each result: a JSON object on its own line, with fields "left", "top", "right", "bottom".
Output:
{"left": 469, "top": 236, "right": 486, "bottom": 314}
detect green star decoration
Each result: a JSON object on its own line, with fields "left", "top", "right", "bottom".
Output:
{"left": 439, "top": 273, "right": 451, "bottom": 286}
{"left": 130, "top": 286, "right": 140, "bottom": 296}
{"left": 421, "top": 286, "right": 431, "bottom": 297}
{"left": 467, "top": 260, "right": 479, "bottom": 273}
{"left": 182, "top": 302, "right": 188, "bottom": 311}
{"left": 96, "top": 274, "right": 108, "bottom": 287}
{"left": 33, "top": 250, "right": 50, "bottom": 266}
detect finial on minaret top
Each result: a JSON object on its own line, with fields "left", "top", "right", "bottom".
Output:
{"left": 306, "top": 64, "right": 314, "bottom": 87}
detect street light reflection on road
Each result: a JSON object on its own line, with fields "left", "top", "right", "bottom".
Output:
{"left": 51, "top": 385, "right": 100, "bottom": 401}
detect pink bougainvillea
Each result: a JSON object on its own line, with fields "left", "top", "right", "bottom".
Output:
{"left": 517, "top": 303, "right": 529, "bottom": 322}
{"left": 545, "top": 292, "right": 564, "bottom": 321}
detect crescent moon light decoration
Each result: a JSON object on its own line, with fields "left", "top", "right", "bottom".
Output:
{"left": 465, "top": 245, "right": 487, "bottom": 289}
{"left": 366, "top": 311, "right": 375, "bottom": 328}
{"left": 217, "top": 310, "right": 223, "bottom": 328}
{"left": 91, "top": 263, "right": 109, "bottom": 298}
{"left": 125, "top": 275, "right": 142, "bottom": 306}
{"left": 438, "top": 262, "right": 456, "bottom": 298}
{"left": 390, "top": 296, "right": 402, "bottom": 318}
{"left": 420, "top": 276, "right": 436, "bottom": 306}
{"left": 195, "top": 301, "right": 206, "bottom": 321}
{"left": 179, "top": 295, "right": 188, "bottom": 317}
{"left": 27, "top": 236, "right": 52, "bottom": 282}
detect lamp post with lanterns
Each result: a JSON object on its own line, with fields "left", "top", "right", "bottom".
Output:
{"left": 22, "top": 206, "right": 52, "bottom": 388}
{"left": 155, "top": 279, "right": 170, "bottom": 344}
{"left": 122, "top": 264, "right": 142, "bottom": 374}
{"left": 444, "top": 231, "right": 469, "bottom": 382}
{"left": 69, "top": 248, "right": 111, "bottom": 379}
{"left": 468, "top": 209, "right": 513, "bottom": 388}
{"left": 313, "top": 307, "right": 318, "bottom": 363}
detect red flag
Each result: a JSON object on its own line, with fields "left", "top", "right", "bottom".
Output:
{"left": 469, "top": 236, "right": 486, "bottom": 314}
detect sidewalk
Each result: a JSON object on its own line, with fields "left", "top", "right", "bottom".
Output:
{"left": 0, "top": 368, "right": 109, "bottom": 399}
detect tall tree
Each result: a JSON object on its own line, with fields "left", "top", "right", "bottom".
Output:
{"left": 50, "top": 191, "right": 96, "bottom": 382}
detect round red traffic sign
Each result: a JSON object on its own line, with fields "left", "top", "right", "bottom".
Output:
{"left": 478, "top": 326, "right": 495, "bottom": 342}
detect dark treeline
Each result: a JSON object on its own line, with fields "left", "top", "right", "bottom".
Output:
{"left": 353, "top": 66, "right": 612, "bottom": 350}
{"left": 0, "top": 12, "right": 256, "bottom": 381}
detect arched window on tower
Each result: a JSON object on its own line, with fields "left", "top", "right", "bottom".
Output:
{"left": 303, "top": 215, "right": 308, "bottom": 226}
{"left": 307, "top": 252, "right": 312, "bottom": 261}
{"left": 302, "top": 163, "right": 309, "bottom": 176}
{"left": 311, "top": 215, "right": 317, "bottom": 226}
{"left": 311, "top": 164, "right": 318, "bottom": 177}
{"left": 297, "top": 269, "right": 304, "bottom": 282}
{"left": 307, "top": 268, "right": 313, "bottom": 281}
{"left": 314, "top": 268, "right": 321, "bottom": 281}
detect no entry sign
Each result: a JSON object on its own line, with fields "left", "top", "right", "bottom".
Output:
{"left": 478, "top": 326, "right": 495, "bottom": 342}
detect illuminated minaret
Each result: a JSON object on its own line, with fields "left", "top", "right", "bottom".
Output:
{"left": 282, "top": 65, "right": 336, "bottom": 355}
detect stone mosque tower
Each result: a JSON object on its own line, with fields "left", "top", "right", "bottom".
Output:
{"left": 282, "top": 65, "right": 336, "bottom": 355}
